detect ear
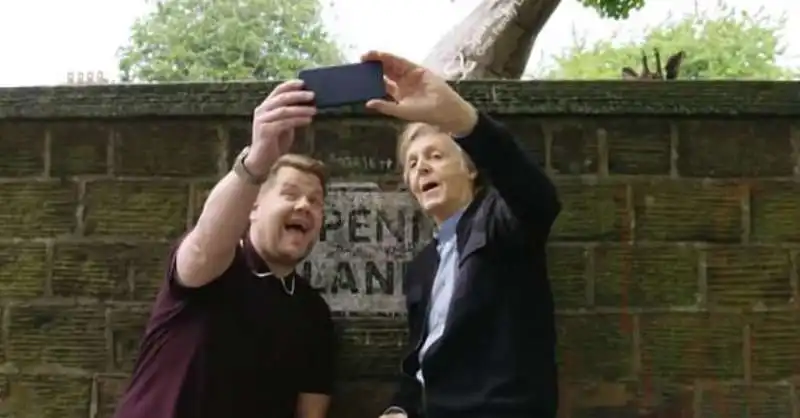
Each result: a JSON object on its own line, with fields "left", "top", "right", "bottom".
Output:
{"left": 621, "top": 67, "right": 638, "bottom": 79}
{"left": 459, "top": 155, "right": 478, "bottom": 181}
{"left": 249, "top": 200, "right": 260, "bottom": 222}
{"left": 250, "top": 185, "right": 269, "bottom": 221}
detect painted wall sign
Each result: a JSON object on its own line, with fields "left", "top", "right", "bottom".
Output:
{"left": 300, "top": 184, "right": 433, "bottom": 312}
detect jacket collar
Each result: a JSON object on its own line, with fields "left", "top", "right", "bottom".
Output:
{"left": 455, "top": 187, "right": 488, "bottom": 235}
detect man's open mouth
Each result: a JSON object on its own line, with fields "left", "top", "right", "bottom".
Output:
{"left": 421, "top": 181, "right": 439, "bottom": 192}
{"left": 284, "top": 220, "right": 310, "bottom": 233}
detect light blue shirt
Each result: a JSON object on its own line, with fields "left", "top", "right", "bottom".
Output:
{"left": 416, "top": 209, "right": 464, "bottom": 385}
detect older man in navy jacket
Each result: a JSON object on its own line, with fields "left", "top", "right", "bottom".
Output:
{"left": 361, "top": 51, "right": 562, "bottom": 418}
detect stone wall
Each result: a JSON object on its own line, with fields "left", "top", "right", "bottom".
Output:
{"left": 0, "top": 81, "right": 799, "bottom": 418}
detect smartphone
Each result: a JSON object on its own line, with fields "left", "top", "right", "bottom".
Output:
{"left": 298, "top": 61, "right": 387, "bottom": 109}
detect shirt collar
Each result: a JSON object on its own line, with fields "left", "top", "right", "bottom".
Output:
{"left": 241, "top": 233, "right": 276, "bottom": 277}
{"left": 434, "top": 208, "right": 465, "bottom": 242}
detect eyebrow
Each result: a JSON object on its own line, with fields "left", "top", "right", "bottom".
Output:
{"left": 279, "top": 182, "right": 300, "bottom": 191}
{"left": 281, "top": 182, "right": 322, "bottom": 194}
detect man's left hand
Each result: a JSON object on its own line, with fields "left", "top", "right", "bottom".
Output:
{"left": 361, "top": 50, "right": 478, "bottom": 137}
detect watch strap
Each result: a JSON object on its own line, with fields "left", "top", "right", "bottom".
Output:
{"left": 233, "top": 147, "right": 269, "bottom": 185}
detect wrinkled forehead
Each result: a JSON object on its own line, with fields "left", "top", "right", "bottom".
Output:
{"left": 404, "top": 132, "right": 461, "bottom": 161}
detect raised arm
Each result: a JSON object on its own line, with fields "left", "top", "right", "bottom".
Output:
{"left": 359, "top": 51, "right": 560, "bottom": 241}
{"left": 175, "top": 170, "right": 261, "bottom": 287}
{"left": 175, "top": 80, "right": 316, "bottom": 288}
{"left": 454, "top": 111, "right": 561, "bottom": 234}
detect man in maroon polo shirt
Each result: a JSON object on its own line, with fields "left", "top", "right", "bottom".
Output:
{"left": 112, "top": 80, "right": 335, "bottom": 418}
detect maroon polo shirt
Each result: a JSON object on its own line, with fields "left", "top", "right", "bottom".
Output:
{"left": 112, "top": 234, "right": 335, "bottom": 418}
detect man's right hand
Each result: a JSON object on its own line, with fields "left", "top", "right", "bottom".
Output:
{"left": 247, "top": 79, "right": 316, "bottom": 175}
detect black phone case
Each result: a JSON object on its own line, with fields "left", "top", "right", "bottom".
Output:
{"left": 298, "top": 61, "right": 387, "bottom": 108}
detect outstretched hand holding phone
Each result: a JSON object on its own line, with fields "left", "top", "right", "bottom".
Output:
{"left": 297, "top": 51, "right": 478, "bottom": 137}
{"left": 360, "top": 50, "right": 478, "bottom": 137}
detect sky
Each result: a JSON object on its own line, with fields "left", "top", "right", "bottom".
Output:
{"left": 0, "top": 0, "right": 798, "bottom": 87}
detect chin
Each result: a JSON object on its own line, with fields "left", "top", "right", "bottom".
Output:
{"left": 273, "top": 252, "right": 304, "bottom": 266}
{"left": 280, "top": 244, "right": 314, "bottom": 263}
{"left": 421, "top": 199, "right": 446, "bottom": 215}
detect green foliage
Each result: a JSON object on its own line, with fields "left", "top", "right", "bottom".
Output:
{"left": 118, "top": 0, "right": 345, "bottom": 82}
{"left": 580, "top": 0, "right": 646, "bottom": 19}
{"left": 546, "top": 3, "right": 794, "bottom": 80}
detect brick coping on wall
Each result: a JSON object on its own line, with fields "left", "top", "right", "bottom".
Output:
{"left": 2, "top": 81, "right": 800, "bottom": 119}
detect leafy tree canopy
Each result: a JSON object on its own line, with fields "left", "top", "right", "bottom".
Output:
{"left": 580, "top": 0, "right": 646, "bottom": 19}
{"left": 545, "top": 3, "right": 794, "bottom": 80}
{"left": 118, "top": 0, "right": 345, "bottom": 82}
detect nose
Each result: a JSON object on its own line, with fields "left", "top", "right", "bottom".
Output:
{"left": 294, "top": 196, "right": 312, "bottom": 211}
{"left": 417, "top": 159, "right": 432, "bottom": 175}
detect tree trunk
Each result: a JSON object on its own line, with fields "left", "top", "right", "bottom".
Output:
{"left": 423, "top": 0, "right": 562, "bottom": 80}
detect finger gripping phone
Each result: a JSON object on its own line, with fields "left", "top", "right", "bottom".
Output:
{"left": 298, "top": 61, "right": 387, "bottom": 109}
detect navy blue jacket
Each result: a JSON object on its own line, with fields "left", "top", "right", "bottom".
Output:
{"left": 389, "top": 112, "right": 562, "bottom": 418}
